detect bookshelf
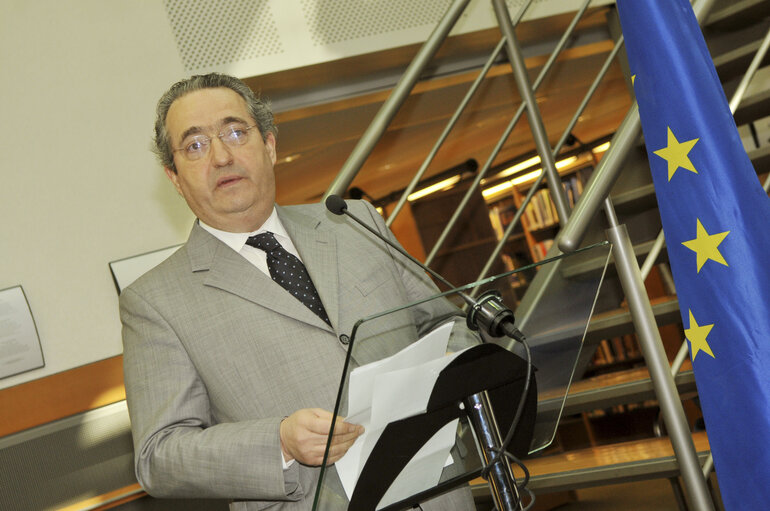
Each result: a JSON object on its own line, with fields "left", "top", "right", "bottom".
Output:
{"left": 486, "top": 198, "right": 534, "bottom": 292}
{"left": 486, "top": 165, "right": 592, "bottom": 264}
{"left": 409, "top": 180, "right": 509, "bottom": 289}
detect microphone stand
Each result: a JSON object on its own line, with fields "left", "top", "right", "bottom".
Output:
{"left": 326, "top": 196, "right": 526, "bottom": 511}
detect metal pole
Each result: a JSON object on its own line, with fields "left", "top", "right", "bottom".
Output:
{"left": 692, "top": 0, "right": 718, "bottom": 23}
{"left": 603, "top": 198, "right": 715, "bottom": 511}
{"left": 323, "top": 0, "right": 472, "bottom": 200}
{"left": 639, "top": 229, "right": 666, "bottom": 280}
{"left": 492, "top": 0, "right": 571, "bottom": 224}
{"left": 730, "top": 26, "right": 770, "bottom": 196}
{"left": 385, "top": 37, "right": 508, "bottom": 227}
{"left": 671, "top": 340, "right": 690, "bottom": 375}
{"left": 729, "top": 27, "right": 770, "bottom": 113}
{"left": 553, "top": 36, "right": 625, "bottom": 158}
{"left": 558, "top": 104, "right": 642, "bottom": 252}
{"left": 424, "top": 108, "right": 521, "bottom": 266}
{"left": 465, "top": 392, "right": 523, "bottom": 511}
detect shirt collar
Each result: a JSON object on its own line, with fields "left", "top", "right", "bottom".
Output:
{"left": 198, "top": 207, "right": 291, "bottom": 253}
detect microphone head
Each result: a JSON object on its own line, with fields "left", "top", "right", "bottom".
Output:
{"left": 325, "top": 195, "right": 348, "bottom": 215}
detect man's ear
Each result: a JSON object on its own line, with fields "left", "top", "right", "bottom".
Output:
{"left": 164, "top": 166, "right": 183, "bottom": 195}
{"left": 264, "top": 132, "right": 277, "bottom": 164}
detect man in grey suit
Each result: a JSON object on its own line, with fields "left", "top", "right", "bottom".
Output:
{"left": 121, "top": 73, "right": 476, "bottom": 510}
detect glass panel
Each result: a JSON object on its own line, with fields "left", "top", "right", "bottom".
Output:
{"left": 312, "top": 241, "right": 611, "bottom": 511}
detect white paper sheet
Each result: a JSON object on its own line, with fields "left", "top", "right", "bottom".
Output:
{"left": 0, "top": 286, "right": 44, "bottom": 379}
{"left": 335, "top": 322, "right": 470, "bottom": 507}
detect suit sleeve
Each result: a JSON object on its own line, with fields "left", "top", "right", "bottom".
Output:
{"left": 355, "top": 200, "right": 480, "bottom": 353}
{"left": 120, "top": 285, "right": 304, "bottom": 501}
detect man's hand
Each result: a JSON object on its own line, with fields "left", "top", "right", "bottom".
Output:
{"left": 279, "top": 408, "right": 364, "bottom": 466}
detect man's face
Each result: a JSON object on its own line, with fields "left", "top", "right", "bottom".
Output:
{"left": 164, "top": 87, "right": 277, "bottom": 232}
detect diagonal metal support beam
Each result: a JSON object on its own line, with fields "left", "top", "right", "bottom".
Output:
{"left": 323, "top": 0, "right": 472, "bottom": 201}
{"left": 491, "top": 0, "right": 571, "bottom": 224}
{"left": 385, "top": 37, "right": 509, "bottom": 228}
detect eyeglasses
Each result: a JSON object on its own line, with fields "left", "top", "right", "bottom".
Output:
{"left": 173, "top": 123, "right": 258, "bottom": 161}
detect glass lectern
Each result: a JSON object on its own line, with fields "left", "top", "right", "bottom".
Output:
{"left": 312, "top": 241, "right": 612, "bottom": 511}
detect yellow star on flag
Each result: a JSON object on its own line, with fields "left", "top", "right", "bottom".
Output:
{"left": 681, "top": 218, "right": 730, "bottom": 272}
{"left": 684, "top": 309, "right": 715, "bottom": 360}
{"left": 653, "top": 127, "right": 699, "bottom": 181}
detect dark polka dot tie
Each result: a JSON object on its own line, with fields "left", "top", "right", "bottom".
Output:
{"left": 246, "top": 231, "right": 331, "bottom": 326}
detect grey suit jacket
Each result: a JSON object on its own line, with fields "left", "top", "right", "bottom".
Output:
{"left": 120, "top": 200, "right": 475, "bottom": 510}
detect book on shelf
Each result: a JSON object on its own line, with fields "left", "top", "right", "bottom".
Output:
{"left": 591, "top": 339, "right": 617, "bottom": 367}
{"left": 591, "top": 335, "right": 643, "bottom": 368}
{"left": 486, "top": 165, "right": 594, "bottom": 266}
{"left": 527, "top": 189, "right": 558, "bottom": 230}
{"left": 531, "top": 239, "right": 554, "bottom": 261}
{"left": 562, "top": 173, "right": 586, "bottom": 209}
{"left": 489, "top": 200, "right": 523, "bottom": 240}
{"left": 527, "top": 193, "right": 543, "bottom": 229}
{"left": 592, "top": 342, "right": 608, "bottom": 365}
{"left": 488, "top": 206, "right": 505, "bottom": 240}
{"left": 622, "top": 334, "right": 641, "bottom": 358}
{"left": 523, "top": 172, "right": 589, "bottom": 231}
{"left": 487, "top": 202, "right": 529, "bottom": 288}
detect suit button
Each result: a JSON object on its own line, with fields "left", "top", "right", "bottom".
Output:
{"left": 339, "top": 334, "right": 350, "bottom": 345}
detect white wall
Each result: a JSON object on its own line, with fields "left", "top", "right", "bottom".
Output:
{"left": 0, "top": 1, "right": 190, "bottom": 389}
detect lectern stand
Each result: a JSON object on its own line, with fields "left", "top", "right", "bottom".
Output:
{"left": 312, "top": 242, "right": 612, "bottom": 511}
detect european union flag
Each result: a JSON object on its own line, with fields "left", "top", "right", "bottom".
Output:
{"left": 617, "top": 0, "right": 770, "bottom": 508}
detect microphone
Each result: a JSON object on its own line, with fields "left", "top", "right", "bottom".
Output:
{"left": 324, "top": 195, "right": 525, "bottom": 342}
{"left": 325, "top": 194, "right": 348, "bottom": 215}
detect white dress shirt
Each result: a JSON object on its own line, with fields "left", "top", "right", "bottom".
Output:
{"left": 198, "top": 206, "right": 303, "bottom": 274}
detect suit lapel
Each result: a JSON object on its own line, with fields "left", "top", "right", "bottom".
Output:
{"left": 277, "top": 206, "right": 340, "bottom": 332}
{"left": 185, "top": 222, "right": 334, "bottom": 332}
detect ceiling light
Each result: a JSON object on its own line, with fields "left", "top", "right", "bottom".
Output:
{"left": 592, "top": 141, "right": 611, "bottom": 154}
{"left": 511, "top": 168, "right": 543, "bottom": 186}
{"left": 407, "top": 175, "right": 461, "bottom": 201}
{"left": 497, "top": 156, "right": 541, "bottom": 179}
{"left": 278, "top": 153, "right": 300, "bottom": 164}
{"left": 481, "top": 180, "right": 514, "bottom": 199}
{"left": 556, "top": 156, "right": 577, "bottom": 169}
{"left": 482, "top": 153, "right": 586, "bottom": 200}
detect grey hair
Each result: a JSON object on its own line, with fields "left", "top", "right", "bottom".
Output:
{"left": 153, "top": 73, "right": 277, "bottom": 173}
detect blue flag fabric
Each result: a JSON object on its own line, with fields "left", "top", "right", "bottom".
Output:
{"left": 616, "top": 1, "right": 770, "bottom": 508}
